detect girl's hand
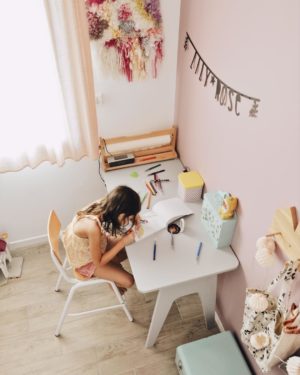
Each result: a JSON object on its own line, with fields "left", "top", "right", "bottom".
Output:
{"left": 134, "top": 214, "right": 141, "bottom": 230}
{"left": 121, "top": 230, "right": 135, "bottom": 246}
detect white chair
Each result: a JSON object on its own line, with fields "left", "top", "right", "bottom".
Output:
{"left": 47, "top": 210, "right": 133, "bottom": 337}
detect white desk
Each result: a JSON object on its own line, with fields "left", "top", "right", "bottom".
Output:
{"left": 103, "top": 159, "right": 239, "bottom": 347}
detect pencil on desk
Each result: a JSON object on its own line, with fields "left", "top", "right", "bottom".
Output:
{"left": 145, "top": 181, "right": 156, "bottom": 196}
{"left": 153, "top": 173, "right": 163, "bottom": 192}
{"left": 145, "top": 163, "right": 161, "bottom": 172}
{"left": 171, "top": 233, "right": 174, "bottom": 248}
{"left": 154, "top": 179, "right": 170, "bottom": 183}
{"left": 147, "top": 169, "right": 165, "bottom": 177}
{"left": 153, "top": 240, "right": 156, "bottom": 261}
{"left": 196, "top": 241, "right": 202, "bottom": 261}
{"left": 141, "top": 192, "right": 147, "bottom": 206}
{"left": 146, "top": 191, "right": 152, "bottom": 209}
{"left": 158, "top": 179, "right": 163, "bottom": 193}
{"left": 149, "top": 180, "right": 158, "bottom": 195}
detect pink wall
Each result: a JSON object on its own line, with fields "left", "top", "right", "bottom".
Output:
{"left": 176, "top": 1, "right": 300, "bottom": 374}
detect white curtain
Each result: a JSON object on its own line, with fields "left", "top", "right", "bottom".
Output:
{"left": 0, "top": 0, "right": 99, "bottom": 173}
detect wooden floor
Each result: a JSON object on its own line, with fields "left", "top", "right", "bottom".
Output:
{"left": 0, "top": 244, "right": 219, "bottom": 375}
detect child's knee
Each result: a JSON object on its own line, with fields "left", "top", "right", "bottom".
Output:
{"left": 124, "top": 274, "right": 134, "bottom": 288}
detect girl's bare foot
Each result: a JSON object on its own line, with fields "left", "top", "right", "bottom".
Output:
{"left": 108, "top": 283, "right": 127, "bottom": 296}
{"left": 118, "top": 286, "right": 127, "bottom": 295}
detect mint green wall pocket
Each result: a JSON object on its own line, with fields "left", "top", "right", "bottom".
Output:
{"left": 201, "top": 191, "right": 237, "bottom": 248}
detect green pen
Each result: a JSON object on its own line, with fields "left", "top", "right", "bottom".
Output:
{"left": 141, "top": 192, "right": 147, "bottom": 205}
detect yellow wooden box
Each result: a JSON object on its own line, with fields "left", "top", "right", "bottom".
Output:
{"left": 178, "top": 171, "right": 204, "bottom": 202}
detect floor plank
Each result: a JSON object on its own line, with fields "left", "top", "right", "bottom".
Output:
{"left": 0, "top": 244, "right": 219, "bottom": 375}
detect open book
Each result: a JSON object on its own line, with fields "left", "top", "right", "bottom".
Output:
{"left": 135, "top": 197, "right": 193, "bottom": 241}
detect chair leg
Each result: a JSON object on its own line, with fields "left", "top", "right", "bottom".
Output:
{"left": 54, "top": 257, "right": 68, "bottom": 292}
{"left": 55, "top": 285, "right": 76, "bottom": 337}
{"left": 122, "top": 304, "right": 133, "bottom": 322}
{"left": 111, "top": 282, "right": 133, "bottom": 322}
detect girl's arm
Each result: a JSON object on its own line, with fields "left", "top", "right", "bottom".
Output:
{"left": 88, "top": 222, "right": 134, "bottom": 267}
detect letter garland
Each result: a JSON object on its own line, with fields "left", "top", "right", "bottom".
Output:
{"left": 184, "top": 33, "right": 260, "bottom": 118}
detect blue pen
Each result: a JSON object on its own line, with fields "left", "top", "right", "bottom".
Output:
{"left": 153, "top": 240, "right": 157, "bottom": 261}
{"left": 196, "top": 241, "right": 202, "bottom": 260}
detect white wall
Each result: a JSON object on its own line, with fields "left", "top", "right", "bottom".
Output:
{"left": 0, "top": 158, "right": 106, "bottom": 247}
{"left": 91, "top": 0, "right": 181, "bottom": 138}
{"left": 1, "top": 0, "right": 181, "bottom": 247}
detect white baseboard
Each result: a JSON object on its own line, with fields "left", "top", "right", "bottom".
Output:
{"left": 9, "top": 234, "right": 48, "bottom": 251}
{"left": 215, "top": 311, "right": 225, "bottom": 332}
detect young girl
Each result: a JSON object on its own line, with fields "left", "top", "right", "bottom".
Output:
{"left": 62, "top": 185, "right": 141, "bottom": 294}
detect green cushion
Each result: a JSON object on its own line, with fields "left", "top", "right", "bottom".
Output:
{"left": 176, "top": 331, "right": 252, "bottom": 375}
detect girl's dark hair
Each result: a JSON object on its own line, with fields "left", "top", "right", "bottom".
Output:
{"left": 77, "top": 185, "right": 141, "bottom": 236}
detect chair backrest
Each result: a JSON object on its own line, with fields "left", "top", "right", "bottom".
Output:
{"left": 47, "top": 210, "right": 62, "bottom": 265}
{"left": 47, "top": 210, "right": 78, "bottom": 284}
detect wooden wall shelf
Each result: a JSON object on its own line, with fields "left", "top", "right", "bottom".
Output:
{"left": 99, "top": 127, "right": 177, "bottom": 172}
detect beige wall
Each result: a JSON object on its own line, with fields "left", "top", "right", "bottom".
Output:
{"left": 176, "top": 1, "right": 300, "bottom": 374}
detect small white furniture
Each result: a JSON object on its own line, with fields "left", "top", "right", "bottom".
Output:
{"left": 103, "top": 159, "right": 239, "bottom": 347}
{"left": 47, "top": 210, "right": 133, "bottom": 337}
{"left": 0, "top": 242, "right": 23, "bottom": 281}
{"left": 0, "top": 243, "right": 12, "bottom": 279}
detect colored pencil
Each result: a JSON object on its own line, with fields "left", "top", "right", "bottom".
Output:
{"left": 146, "top": 192, "right": 152, "bottom": 209}
{"left": 153, "top": 240, "right": 156, "bottom": 261}
{"left": 145, "top": 163, "right": 161, "bottom": 172}
{"left": 196, "top": 241, "right": 203, "bottom": 260}
{"left": 141, "top": 192, "right": 147, "bottom": 205}
{"left": 147, "top": 169, "right": 165, "bottom": 176}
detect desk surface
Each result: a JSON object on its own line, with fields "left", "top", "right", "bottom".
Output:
{"left": 103, "top": 159, "right": 239, "bottom": 293}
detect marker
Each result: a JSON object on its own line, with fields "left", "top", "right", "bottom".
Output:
{"left": 153, "top": 240, "right": 157, "bottom": 260}
{"left": 147, "top": 169, "right": 165, "bottom": 176}
{"left": 196, "top": 241, "right": 202, "bottom": 260}
{"left": 171, "top": 233, "right": 174, "bottom": 248}
{"left": 145, "top": 163, "right": 161, "bottom": 172}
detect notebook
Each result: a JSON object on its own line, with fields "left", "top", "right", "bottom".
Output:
{"left": 134, "top": 197, "right": 193, "bottom": 241}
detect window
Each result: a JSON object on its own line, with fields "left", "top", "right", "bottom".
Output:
{"left": 0, "top": 0, "right": 98, "bottom": 172}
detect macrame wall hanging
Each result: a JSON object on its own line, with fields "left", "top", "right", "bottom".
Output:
{"left": 184, "top": 33, "right": 261, "bottom": 118}
{"left": 85, "top": 0, "right": 164, "bottom": 82}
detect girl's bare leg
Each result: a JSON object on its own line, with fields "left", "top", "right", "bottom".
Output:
{"left": 112, "top": 248, "right": 128, "bottom": 264}
{"left": 106, "top": 236, "right": 128, "bottom": 264}
{"left": 93, "top": 262, "right": 134, "bottom": 292}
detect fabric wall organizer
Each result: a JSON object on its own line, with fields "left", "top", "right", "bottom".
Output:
{"left": 85, "top": 0, "right": 164, "bottom": 82}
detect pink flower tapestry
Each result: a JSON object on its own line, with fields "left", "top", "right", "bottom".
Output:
{"left": 85, "top": 0, "right": 164, "bottom": 82}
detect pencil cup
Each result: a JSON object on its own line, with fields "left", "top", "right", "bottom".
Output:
{"left": 167, "top": 218, "right": 185, "bottom": 234}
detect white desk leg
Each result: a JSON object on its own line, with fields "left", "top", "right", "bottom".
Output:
{"left": 197, "top": 275, "right": 217, "bottom": 329}
{"left": 145, "top": 288, "right": 174, "bottom": 348}
{"left": 145, "top": 276, "right": 217, "bottom": 347}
